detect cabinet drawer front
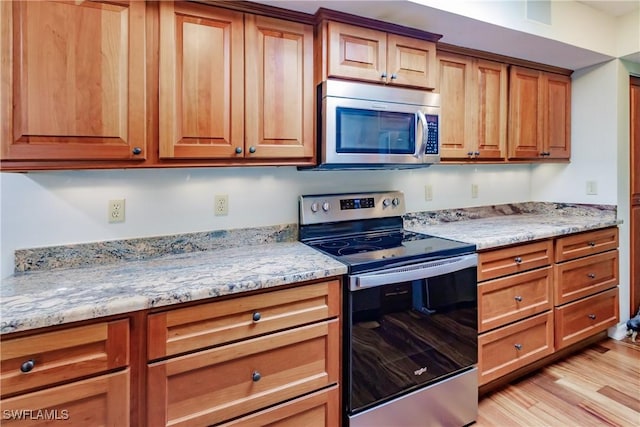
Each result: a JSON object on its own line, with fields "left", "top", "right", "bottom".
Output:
{"left": 0, "top": 369, "right": 129, "bottom": 426}
{"left": 478, "top": 240, "right": 553, "bottom": 282}
{"left": 148, "top": 280, "right": 340, "bottom": 360}
{"left": 478, "top": 267, "right": 553, "bottom": 333}
{"left": 0, "top": 319, "right": 129, "bottom": 398}
{"left": 555, "top": 288, "right": 619, "bottom": 350}
{"left": 218, "top": 385, "right": 339, "bottom": 427}
{"left": 554, "top": 227, "right": 618, "bottom": 262}
{"left": 554, "top": 250, "right": 618, "bottom": 305}
{"left": 478, "top": 311, "right": 554, "bottom": 386}
{"left": 147, "top": 320, "right": 339, "bottom": 427}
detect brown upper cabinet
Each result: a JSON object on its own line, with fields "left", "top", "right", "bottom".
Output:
{"left": 508, "top": 66, "right": 571, "bottom": 160}
{"left": 158, "top": 2, "right": 314, "bottom": 161}
{"left": 317, "top": 20, "right": 438, "bottom": 89}
{"left": 0, "top": 0, "right": 147, "bottom": 162}
{"left": 436, "top": 52, "right": 508, "bottom": 160}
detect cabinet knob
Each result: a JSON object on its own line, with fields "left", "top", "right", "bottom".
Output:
{"left": 249, "top": 146, "right": 256, "bottom": 154}
{"left": 540, "top": 151, "right": 550, "bottom": 156}
{"left": 252, "top": 371, "right": 261, "bottom": 382}
{"left": 20, "top": 359, "right": 35, "bottom": 373}
{"left": 474, "top": 151, "right": 480, "bottom": 156}
{"left": 514, "top": 344, "right": 523, "bottom": 350}
{"left": 132, "top": 147, "right": 142, "bottom": 155}
{"left": 390, "top": 73, "right": 398, "bottom": 80}
{"left": 514, "top": 257, "right": 523, "bottom": 264}
{"left": 381, "top": 72, "right": 387, "bottom": 79}
{"left": 588, "top": 273, "right": 596, "bottom": 279}
{"left": 252, "top": 312, "right": 261, "bottom": 322}
{"left": 467, "top": 151, "right": 474, "bottom": 157}
{"left": 588, "top": 241, "right": 596, "bottom": 247}
{"left": 588, "top": 314, "right": 596, "bottom": 320}
{"left": 235, "top": 147, "right": 243, "bottom": 154}
{"left": 514, "top": 295, "right": 523, "bottom": 302}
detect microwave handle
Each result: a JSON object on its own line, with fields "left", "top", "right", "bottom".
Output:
{"left": 414, "top": 110, "right": 428, "bottom": 159}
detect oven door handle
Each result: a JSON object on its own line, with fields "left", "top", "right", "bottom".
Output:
{"left": 350, "top": 253, "right": 477, "bottom": 290}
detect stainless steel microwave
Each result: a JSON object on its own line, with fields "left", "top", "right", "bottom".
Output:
{"left": 315, "top": 79, "right": 440, "bottom": 169}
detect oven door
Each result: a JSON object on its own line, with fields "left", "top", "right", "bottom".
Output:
{"left": 345, "top": 254, "right": 478, "bottom": 415}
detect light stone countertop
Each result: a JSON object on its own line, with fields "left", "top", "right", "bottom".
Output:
{"left": 0, "top": 242, "right": 347, "bottom": 334}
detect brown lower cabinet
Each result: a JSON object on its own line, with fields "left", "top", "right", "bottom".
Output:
{"left": 478, "top": 227, "right": 619, "bottom": 388}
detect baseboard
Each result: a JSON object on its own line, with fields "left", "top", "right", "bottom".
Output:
{"left": 608, "top": 322, "right": 629, "bottom": 340}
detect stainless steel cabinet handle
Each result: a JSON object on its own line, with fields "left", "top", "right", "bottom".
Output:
{"left": 514, "top": 344, "right": 523, "bottom": 350}
{"left": 514, "top": 296, "right": 523, "bottom": 302}
{"left": 514, "top": 257, "right": 523, "bottom": 264}
{"left": 20, "top": 359, "right": 35, "bottom": 373}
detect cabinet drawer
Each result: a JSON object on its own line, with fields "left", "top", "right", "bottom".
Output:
{"left": 554, "top": 227, "right": 618, "bottom": 262}
{"left": 555, "top": 288, "right": 619, "bottom": 350}
{"left": 148, "top": 280, "right": 340, "bottom": 360}
{"left": 0, "top": 369, "right": 130, "bottom": 426}
{"left": 554, "top": 250, "right": 618, "bottom": 305}
{"left": 147, "top": 319, "right": 339, "bottom": 427}
{"left": 478, "top": 240, "right": 553, "bottom": 282}
{"left": 0, "top": 319, "right": 129, "bottom": 398}
{"left": 218, "top": 385, "right": 339, "bottom": 427}
{"left": 478, "top": 311, "right": 554, "bottom": 386}
{"left": 478, "top": 266, "right": 553, "bottom": 333}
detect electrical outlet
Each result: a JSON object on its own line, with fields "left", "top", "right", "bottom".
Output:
{"left": 108, "top": 199, "right": 125, "bottom": 223}
{"left": 424, "top": 184, "right": 433, "bottom": 201}
{"left": 586, "top": 181, "right": 598, "bottom": 195}
{"left": 471, "top": 184, "right": 479, "bottom": 199}
{"left": 214, "top": 195, "right": 228, "bottom": 216}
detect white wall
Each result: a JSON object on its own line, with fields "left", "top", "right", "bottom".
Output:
{"left": 0, "top": 164, "right": 531, "bottom": 278}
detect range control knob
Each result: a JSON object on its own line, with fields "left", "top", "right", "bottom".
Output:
{"left": 392, "top": 197, "right": 400, "bottom": 206}
{"left": 383, "top": 198, "right": 391, "bottom": 207}
{"left": 322, "top": 201, "right": 330, "bottom": 212}
{"left": 310, "top": 202, "right": 319, "bottom": 213}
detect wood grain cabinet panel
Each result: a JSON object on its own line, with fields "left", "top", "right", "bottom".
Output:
{"left": 478, "top": 267, "right": 553, "bottom": 333}
{"left": 0, "top": 0, "right": 146, "bottom": 161}
{"left": 554, "top": 250, "right": 619, "bottom": 306}
{"left": 147, "top": 320, "right": 339, "bottom": 427}
{"left": 508, "top": 66, "right": 570, "bottom": 160}
{"left": 554, "top": 227, "right": 619, "bottom": 263}
{"left": 478, "top": 240, "right": 553, "bottom": 282}
{"left": 554, "top": 288, "right": 619, "bottom": 349}
{"left": 147, "top": 280, "right": 340, "bottom": 360}
{"left": 0, "top": 370, "right": 130, "bottom": 427}
{"left": 478, "top": 311, "right": 554, "bottom": 386}
{"left": 0, "top": 319, "right": 129, "bottom": 398}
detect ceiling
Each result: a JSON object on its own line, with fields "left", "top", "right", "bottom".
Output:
{"left": 254, "top": 0, "right": 639, "bottom": 70}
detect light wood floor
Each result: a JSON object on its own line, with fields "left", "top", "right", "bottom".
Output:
{"left": 475, "top": 338, "right": 640, "bottom": 427}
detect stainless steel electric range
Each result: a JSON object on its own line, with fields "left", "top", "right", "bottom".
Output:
{"left": 299, "top": 191, "right": 478, "bottom": 427}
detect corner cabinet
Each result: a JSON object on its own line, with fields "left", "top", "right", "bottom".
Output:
{"left": 508, "top": 66, "right": 571, "bottom": 160}
{"left": 0, "top": 319, "right": 131, "bottom": 426}
{"left": 436, "top": 52, "right": 507, "bottom": 160}
{"left": 158, "top": 1, "right": 314, "bottom": 161}
{"left": 317, "top": 19, "right": 438, "bottom": 89}
{"left": 0, "top": 0, "right": 147, "bottom": 162}
{"left": 146, "top": 280, "right": 341, "bottom": 426}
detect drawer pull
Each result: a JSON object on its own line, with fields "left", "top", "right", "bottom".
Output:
{"left": 514, "top": 296, "right": 523, "bottom": 302}
{"left": 588, "top": 241, "right": 596, "bottom": 247}
{"left": 20, "top": 359, "right": 35, "bottom": 373}
{"left": 252, "top": 371, "right": 262, "bottom": 382}
{"left": 514, "top": 344, "right": 523, "bottom": 351}
{"left": 252, "top": 312, "right": 261, "bottom": 322}
{"left": 588, "top": 273, "right": 596, "bottom": 279}
{"left": 514, "top": 257, "right": 523, "bottom": 264}
{"left": 588, "top": 314, "right": 596, "bottom": 320}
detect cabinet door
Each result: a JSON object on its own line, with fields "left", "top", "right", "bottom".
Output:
{"left": 545, "top": 73, "right": 571, "bottom": 159}
{"left": 475, "top": 59, "right": 507, "bottom": 159}
{"left": 0, "top": 0, "right": 146, "bottom": 161}
{"left": 436, "top": 52, "right": 475, "bottom": 159}
{"left": 159, "top": 2, "right": 244, "bottom": 159}
{"left": 387, "top": 34, "right": 436, "bottom": 89}
{"left": 245, "top": 15, "right": 314, "bottom": 159}
{"left": 508, "top": 66, "right": 544, "bottom": 159}
{"left": 326, "top": 21, "right": 387, "bottom": 83}
{"left": 0, "top": 370, "right": 129, "bottom": 426}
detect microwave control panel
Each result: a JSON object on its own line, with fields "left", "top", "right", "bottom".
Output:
{"left": 425, "top": 115, "right": 439, "bottom": 155}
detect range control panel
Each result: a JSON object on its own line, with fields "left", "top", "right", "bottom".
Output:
{"left": 299, "top": 191, "right": 405, "bottom": 225}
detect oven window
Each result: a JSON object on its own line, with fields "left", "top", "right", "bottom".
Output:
{"left": 336, "top": 107, "right": 416, "bottom": 154}
{"left": 347, "top": 266, "right": 477, "bottom": 414}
